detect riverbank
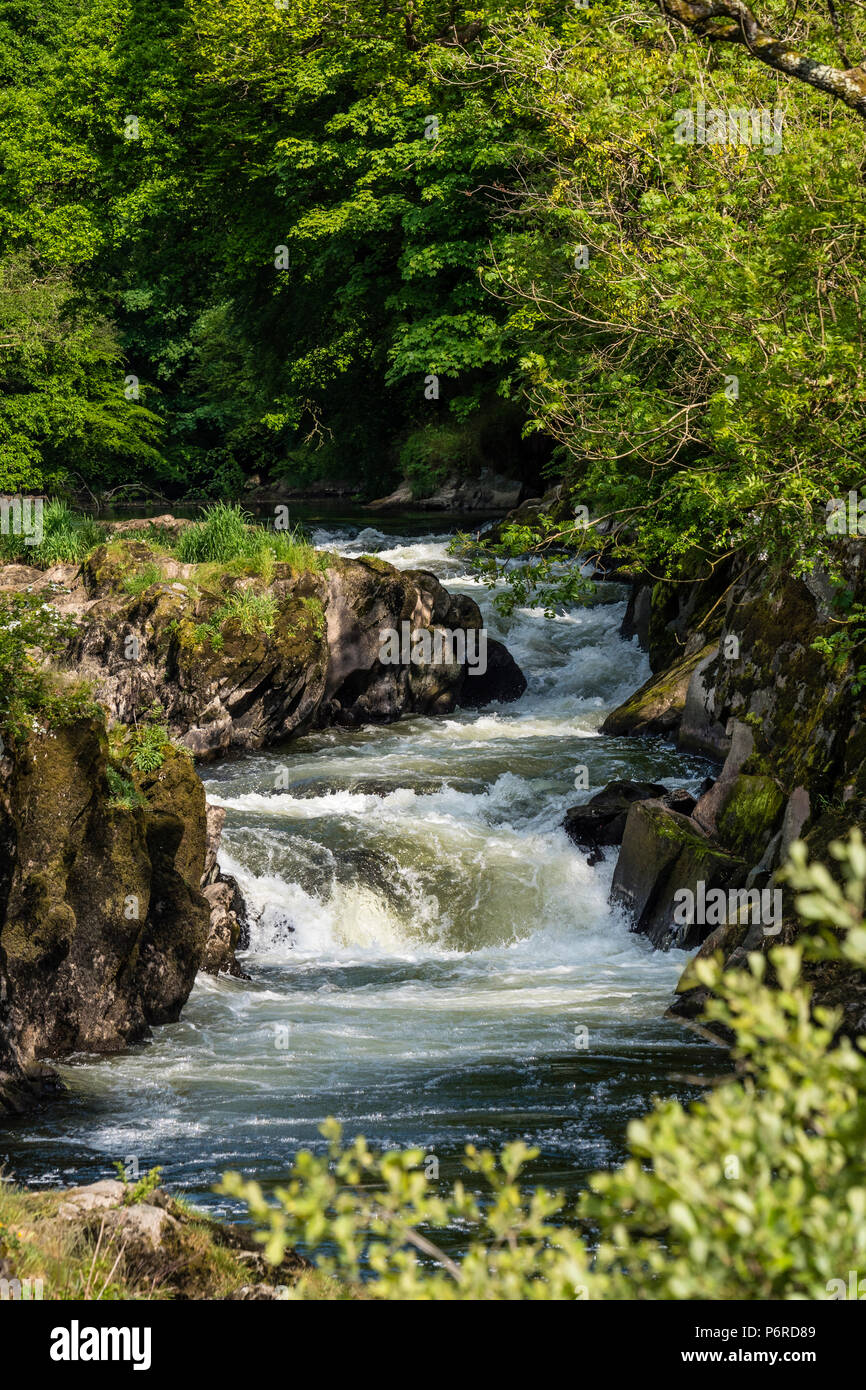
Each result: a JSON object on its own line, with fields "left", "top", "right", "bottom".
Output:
{"left": 0, "top": 1174, "right": 325, "bottom": 1300}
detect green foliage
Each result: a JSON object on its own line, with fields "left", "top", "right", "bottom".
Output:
{"left": 122, "top": 561, "right": 162, "bottom": 596}
{"left": 453, "top": 3, "right": 866, "bottom": 588}
{"left": 105, "top": 765, "right": 145, "bottom": 810}
{"left": 128, "top": 722, "right": 171, "bottom": 773}
{"left": 175, "top": 504, "right": 261, "bottom": 565}
{"left": 175, "top": 502, "right": 322, "bottom": 573}
{"left": 122, "top": 1167, "right": 164, "bottom": 1207}
{"left": 220, "top": 832, "right": 866, "bottom": 1300}
{"left": 399, "top": 424, "right": 471, "bottom": 499}
{"left": 453, "top": 512, "right": 594, "bottom": 616}
{"left": 0, "top": 499, "right": 105, "bottom": 568}
{"left": 0, "top": 591, "right": 87, "bottom": 744}
{"left": 811, "top": 587, "right": 866, "bottom": 695}
{"left": 3, "top": 0, "right": 863, "bottom": 566}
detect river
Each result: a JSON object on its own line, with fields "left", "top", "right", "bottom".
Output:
{"left": 0, "top": 518, "right": 718, "bottom": 1235}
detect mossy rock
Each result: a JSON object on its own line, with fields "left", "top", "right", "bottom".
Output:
{"left": 716, "top": 774, "right": 785, "bottom": 861}
{"left": 611, "top": 799, "right": 748, "bottom": 951}
{"left": 601, "top": 641, "right": 713, "bottom": 738}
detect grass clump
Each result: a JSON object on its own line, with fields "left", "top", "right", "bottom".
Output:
{"left": 122, "top": 561, "right": 163, "bottom": 596}
{"left": 106, "top": 766, "right": 145, "bottom": 810}
{"left": 175, "top": 502, "right": 324, "bottom": 573}
{"left": 0, "top": 498, "right": 105, "bottom": 568}
{"left": 193, "top": 588, "right": 278, "bottom": 651}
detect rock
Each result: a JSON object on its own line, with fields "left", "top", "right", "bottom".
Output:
{"left": 62, "top": 543, "right": 525, "bottom": 756}
{"left": 484, "top": 483, "right": 572, "bottom": 542}
{"left": 58, "top": 1180, "right": 127, "bottom": 1218}
{"left": 203, "top": 804, "right": 226, "bottom": 882}
{"left": 601, "top": 640, "right": 716, "bottom": 738}
{"left": 105, "top": 515, "right": 192, "bottom": 540}
{"left": 610, "top": 799, "right": 748, "bottom": 950}
{"left": 6, "top": 1177, "right": 311, "bottom": 1299}
{"left": 563, "top": 780, "right": 670, "bottom": 862}
{"left": 621, "top": 583, "right": 652, "bottom": 650}
{"left": 779, "top": 786, "right": 811, "bottom": 858}
{"left": 0, "top": 719, "right": 211, "bottom": 1078}
{"left": 228, "top": 1284, "right": 291, "bottom": 1300}
{"left": 678, "top": 644, "right": 728, "bottom": 759}
{"left": 692, "top": 720, "right": 755, "bottom": 835}
{"left": 455, "top": 637, "right": 527, "bottom": 707}
{"left": 715, "top": 774, "right": 786, "bottom": 861}
{"left": 201, "top": 881, "right": 250, "bottom": 979}
{"left": 102, "top": 1202, "right": 178, "bottom": 1253}
{"left": 200, "top": 805, "right": 251, "bottom": 977}
{"left": 0, "top": 564, "right": 44, "bottom": 591}
{"left": 367, "top": 468, "right": 524, "bottom": 513}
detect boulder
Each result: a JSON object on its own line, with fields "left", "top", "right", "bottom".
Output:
{"left": 0, "top": 719, "right": 211, "bottom": 1094}
{"left": 600, "top": 638, "right": 715, "bottom": 738}
{"left": 610, "top": 799, "right": 748, "bottom": 950}
{"left": 678, "top": 644, "right": 728, "bottom": 759}
{"left": 367, "top": 468, "right": 524, "bottom": 513}
{"left": 563, "top": 780, "right": 670, "bottom": 862}
{"left": 62, "top": 543, "right": 526, "bottom": 755}
{"left": 200, "top": 804, "right": 251, "bottom": 976}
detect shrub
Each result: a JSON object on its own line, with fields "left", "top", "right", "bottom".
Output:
{"left": 0, "top": 593, "right": 84, "bottom": 745}
{"left": 219, "top": 833, "right": 866, "bottom": 1300}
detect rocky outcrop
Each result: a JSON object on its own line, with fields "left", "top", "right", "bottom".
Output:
{"left": 1, "top": 1177, "right": 309, "bottom": 1299}
{"left": 600, "top": 638, "right": 717, "bottom": 738}
{"left": 30, "top": 542, "right": 525, "bottom": 757}
{"left": 485, "top": 483, "right": 572, "bottom": 543}
{"left": 0, "top": 718, "right": 211, "bottom": 1114}
{"left": 367, "top": 468, "right": 524, "bottom": 513}
{"left": 596, "top": 539, "right": 866, "bottom": 1028}
{"left": 200, "top": 805, "right": 250, "bottom": 978}
{"left": 610, "top": 799, "right": 748, "bottom": 951}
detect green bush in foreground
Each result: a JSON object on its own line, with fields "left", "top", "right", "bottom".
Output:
{"left": 220, "top": 833, "right": 866, "bottom": 1300}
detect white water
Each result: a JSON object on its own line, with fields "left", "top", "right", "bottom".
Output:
{"left": 1, "top": 524, "right": 717, "bottom": 1219}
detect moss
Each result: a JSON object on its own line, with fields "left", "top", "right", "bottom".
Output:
{"left": 601, "top": 641, "right": 711, "bottom": 737}
{"left": 716, "top": 774, "right": 786, "bottom": 860}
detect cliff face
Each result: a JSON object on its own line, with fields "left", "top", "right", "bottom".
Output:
{"left": 601, "top": 543, "right": 866, "bottom": 1030}
{"left": 47, "top": 542, "right": 526, "bottom": 758}
{"left": 0, "top": 720, "right": 210, "bottom": 1113}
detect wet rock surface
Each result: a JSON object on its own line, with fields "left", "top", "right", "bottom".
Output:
{"left": 11, "top": 541, "right": 527, "bottom": 756}
{"left": 593, "top": 542, "right": 866, "bottom": 1029}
